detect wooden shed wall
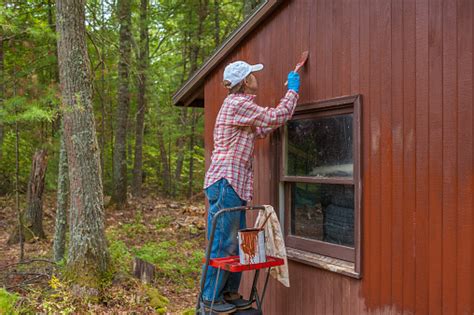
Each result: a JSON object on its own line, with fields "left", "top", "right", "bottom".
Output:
{"left": 203, "top": 0, "right": 474, "bottom": 313}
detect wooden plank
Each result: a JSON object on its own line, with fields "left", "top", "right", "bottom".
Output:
{"left": 379, "top": 0, "right": 393, "bottom": 310}
{"left": 442, "top": 0, "right": 458, "bottom": 313}
{"left": 415, "top": 0, "right": 430, "bottom": 314}
{"left": 341, "top": 276, "right": 351, "bottom": 314}
{"left": 293, "top": 260, "right": 303, "bottom": 315}
{"left": 333, "top": 275, "right": 343, "bottom": 315}
{"left": 402, "top": 0, "right": 417, "bottom": 312}
{"left": 301, "top": 262, "right": 317, "bottom": 314}
{"left": 325, "top": 0, "right": 333, "bottom": 99}
{"left": 332, "top": 0, "right": 343, "bottom": 97}
{"left": 312, "top": 0, "right": 325, "bottom": 101}
{"left": 391, "top": 0, "right": 404, "bottom": 312}
{"left": 427, "top": 0, "right": 443, "bottom": 313}
{"left": 472, "top": 2, "right": 474, "bottom": 311}
{"left": 359, "top": 0, "right": 371, "bottom": 310}
{"left": 293, "top": 0, "right": 311, "bottom": 104}
{"left": 323, "top": 271, "right": 334, "bottom": 315}
{"left": 341, "top": 0, "right": 351, "bottom": 96}
{"left": 369, "top": 0, "right": 382, "bottom": 312}
{"left": 350, "top": 0, "right": 360, "bottom": 95}
{"left": 456, "top": 0, "right": 473, "bottom": 313}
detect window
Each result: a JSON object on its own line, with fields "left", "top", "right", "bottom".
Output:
{"left": 280, "top": 95, "right": 362, "bottom": 277}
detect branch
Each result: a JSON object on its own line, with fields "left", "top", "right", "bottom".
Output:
{"left": 4, "top": 273, "right": 49, "bottom": 290}
{"left": 0, "top": 258, "right": 55, "bottom": 271}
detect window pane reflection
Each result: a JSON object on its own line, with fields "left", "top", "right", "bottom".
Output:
{"left": 286, "top": 114, "right": 353, "bottom": 178}
{"left": 290, "top": 182, "right": 354, "bottom": 247}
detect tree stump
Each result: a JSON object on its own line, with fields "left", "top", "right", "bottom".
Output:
{"left": 133, "top": 257, "right": 155, "bottom": 284}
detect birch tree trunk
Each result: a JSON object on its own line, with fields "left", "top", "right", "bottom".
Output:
{"left": 53, "top": 129, "right": 69, "bottom": 262}
{"left": 132, "top": 0, "right": 149, "bottom": 197}
{"left": 56, "top": 0, "right": 109, "bottom": 287}
{"left": 112, "top": 0, "right": 132, "bottom": 205}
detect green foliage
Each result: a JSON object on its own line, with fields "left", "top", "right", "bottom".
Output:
{"left": 152, "top": 215, "right": 174, "bottom": 230}
{"left": 118, "top": 211, "right": 148, "bottom": 237}
{"left": 182, "top": 308, "right": 195, "bottom": 315}
{"left": 0, "top": 0, "right": 257, "bottom": 198}
{"left": 109, "top": 239, "right": 133, "bottom": 273}
{"left": 132, "top": 239, "right": 203, "bottom": 289}
{"left": 145, "top": 286, "right": 169, "bottom": 314}
{"left": 0, "top": 288, "right": 19, "bottom": 315}
{"left": 0, "top": 131, "right": 34, "bottom": 194}
{"left": 40, "top": 275, "right": 76, "bottom": 315}
{"left": 132, "top": 241, "right": 175, "bottom": 266}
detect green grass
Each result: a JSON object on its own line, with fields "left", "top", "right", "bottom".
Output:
{"left": 105, "top": 210, "right": 204, "bottom": 293}
{"left": 131, "top": 240, "right": 203, "bottom": 289}
{"left": 0, "top": 288, "right": 19, "bottom": 315}
{"left": 152, "top": 215, "right": 174, "bottom": 230}
{"left": 109, "top": 239, "right": 133, "bottom": 273}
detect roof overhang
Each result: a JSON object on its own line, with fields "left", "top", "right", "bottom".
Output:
{"left": 172, "top": 0, "right": 284, "bottom": 107}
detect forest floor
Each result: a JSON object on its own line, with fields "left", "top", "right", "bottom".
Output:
{"left": 0, "top": 192, "right": 207, "bottom": 314}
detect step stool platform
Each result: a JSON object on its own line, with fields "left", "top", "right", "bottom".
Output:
{"left": 207, "top": 255, "right": 284, "bottom": 272}
{"left": 202, "top": 308, "right": 262, "bottom": 315}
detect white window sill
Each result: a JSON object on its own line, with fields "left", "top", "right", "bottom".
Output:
{"left": 286, "top": 247, "right": 361, "bottom": 279}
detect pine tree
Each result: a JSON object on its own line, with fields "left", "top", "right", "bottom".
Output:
{"left": 132, "top": 0, "right": 149, "bottom": 197}
{"left": 112, "top": 0, "right": 132, "bottom": 205}
{"left": 56, "top": 0, "right": 109, "bottom": 288}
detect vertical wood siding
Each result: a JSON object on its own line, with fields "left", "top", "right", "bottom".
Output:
{"left": 203, "top": 0, "right": 473, "bottom": 313}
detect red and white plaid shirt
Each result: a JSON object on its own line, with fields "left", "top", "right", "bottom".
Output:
{"left": 204, "top": 90, "right": 299, "bottom": 201}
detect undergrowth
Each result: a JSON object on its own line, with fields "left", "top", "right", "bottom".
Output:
{"left": 0, "top": 288, "right": 19, "bottom": 315}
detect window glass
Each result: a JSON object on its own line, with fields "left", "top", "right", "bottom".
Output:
{"left": 286, "top": 114, "right": 353, "bottom": 178}
{"left": 290, "top": 182, "right": 354, "bottom": 247}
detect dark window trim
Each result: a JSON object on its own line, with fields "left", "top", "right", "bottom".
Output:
{"left": 280, "top": 95, "right": 362, "bottom": 276}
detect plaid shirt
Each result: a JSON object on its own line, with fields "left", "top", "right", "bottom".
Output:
{"left": 204, "top": 90, "right": 299, "bottom": 201}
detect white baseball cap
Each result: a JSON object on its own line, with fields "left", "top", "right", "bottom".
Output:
{"left": 223, "top": 61, "right": 264, "bottom": 88}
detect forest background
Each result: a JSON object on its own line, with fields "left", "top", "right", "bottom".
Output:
{"left": 0, "top": 0, "right": 262, "bottom": 313}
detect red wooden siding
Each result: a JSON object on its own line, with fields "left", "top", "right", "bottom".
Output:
{"left": 203, "top": 0, "right": 474, "bottom": 313}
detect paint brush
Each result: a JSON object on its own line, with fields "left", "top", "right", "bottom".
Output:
{"left": 258, "top": 212, "right": 272, "bottom": 230}
{"left": 284, "top": 50, "right": 309, "bottom": 86}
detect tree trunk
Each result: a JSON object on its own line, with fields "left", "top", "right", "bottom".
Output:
{"left": 132, "top": 0, "right": 149, "bottom": 198}
{"left": 53, "top": 128, "right": 69, "bottom": 262}
{"left": 112, "top": 0, "right": 132, "bottom": 205}
{"left": 174, "top": 0, "right": 209, "bottom": 192}
{"left": 157, "top": 129, "right": 171, "bottom": 195}
{"left": 56, "top": 0, "right": 109, "bottom": 288}
{"left": 174, "top": 107, "right": 188, "bottom": 188}
{"left": 24, "top": 149, "right": 48, "bottom": 240}
{"left": 133, "top": 257, "right": 155, "bottom": 284}
{"left": 213, "top": 0, "right": 220, "bottom": 46}
{"left": 187, "top": 109, "right": 196, "bottom": 198}
{"left": 0, "top": 26, "right": 4, "bottom": 160}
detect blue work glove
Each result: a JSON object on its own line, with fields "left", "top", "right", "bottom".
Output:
{"left": 287, "top": 71, "right": 300, "bottom": 93}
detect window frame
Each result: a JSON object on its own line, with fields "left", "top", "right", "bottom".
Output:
{"left": 279, "top": 95, "right": 362, "bottom": 275}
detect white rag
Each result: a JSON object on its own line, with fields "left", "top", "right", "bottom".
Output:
{"left": 254, "top": 205, "right": 290, "bottom": 287}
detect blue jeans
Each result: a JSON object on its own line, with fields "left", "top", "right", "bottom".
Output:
{"left": 202, "top": 178, "right": 246, "bottom": 302}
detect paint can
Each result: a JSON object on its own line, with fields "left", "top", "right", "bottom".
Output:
{"left": 238, "top": 228, "right": 266, "bottom": 264}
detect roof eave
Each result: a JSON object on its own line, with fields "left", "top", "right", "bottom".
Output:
{"left": 172, "top": 0, "right": 284, "bottom": 107}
